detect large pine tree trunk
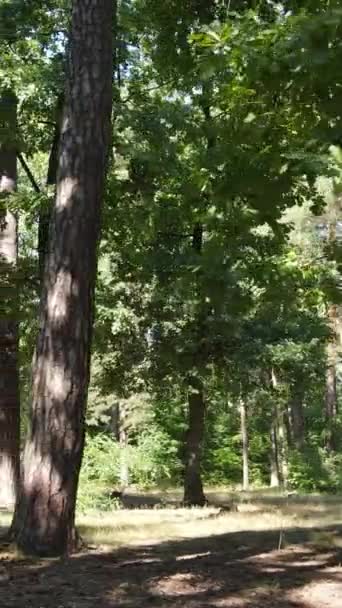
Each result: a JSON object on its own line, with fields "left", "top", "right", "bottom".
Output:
{"left": 183, "top": 376, "right": 206, "bottom": 506}
{"left": 0, "top": 91, "right": 20, "bottom": 508}
{"left": 11, "top": 0, "right": 113, "bottom": 557}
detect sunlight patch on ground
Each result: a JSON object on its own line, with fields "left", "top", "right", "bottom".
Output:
{"left": 290, "top": 580, "right": 342, "bottom": 607}
{"left": 156, "top": 572, "right": 213, "bottom": 596}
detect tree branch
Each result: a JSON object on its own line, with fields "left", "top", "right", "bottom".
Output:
{"left": 17, "top": 154, "right": 41, "bottom": 193}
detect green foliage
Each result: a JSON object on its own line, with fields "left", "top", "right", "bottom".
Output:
{"left": 77, "top": 434, "right": 121, "bottom": 512}
{"left": 4, "top": 0, "right": 342, "bottom": 510}
{"left": 288, "top": 447, "right": 342, "bottom": 493}
{"left": 130, "top": 426, "right": 182, "bottom": 487}
{"left": 77, "top": 427, "right": 182, "bottom": 511}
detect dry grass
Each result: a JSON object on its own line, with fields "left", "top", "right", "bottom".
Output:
{"left": 76, "top": 491, "right": 342, "bottom": 549}
{"left": 1, "top": 491, "right": 342, "bottom": 551}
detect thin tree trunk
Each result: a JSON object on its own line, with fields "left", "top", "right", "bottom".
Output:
{"left": 183, "top": 220, "right": 207, "bottom": 506}
{"left": 110, "top": 403, "right": 120, "bottom": 441}
{"left": 325, "top": 302, "right": 338, "bottom": 452}
{"left": 278, "top": 409, "right": 288, "bottom": 490}
{"left": 324, "top": 196, "right": 340, "bottom": 451}
{"left": 0, "top": 90, "right": 20, "bottom": 508}
{"left": 284, "top": 407, "right": 293, "bottom": 449}
{"left": 270, "top": 419, "right": 280, "bottom": 488}
{"left": 110, "top": 403, "right": 129, "bottom": 488}
{"left": 11, "top": 0, "right": 113, "bottom": 557}
{"left": 183, "top": 375, "right": 206, "bottom": 506}
{"left": 240, "top": 399, "right": 249, "bottom": 491}
{"left": 119, "top": 426, "right": 130, "bottom": 489}
{"left": 269, "top": 370, "right": 282, "bottom": 488}
{"left": 183, "top": 87, "right": 213, "bottom": 506}
{"left": 289, "top": 381, "right": 305, "bottom": 450}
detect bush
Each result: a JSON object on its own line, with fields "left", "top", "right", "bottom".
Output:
{"left": 130, "top": 427, "right": 182, "bottom": 487}
{"left": 288, "top": 446, "right": 342, "bottom": 493}
{"left": 77, "top": 427, "right": 182, "bottom": 511}
{"left": 77, "top": 434, "right": 122, "bottom": 511}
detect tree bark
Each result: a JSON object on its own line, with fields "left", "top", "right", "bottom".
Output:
{"left": 240, "top": 399, "right": 249, "bottom": 491}
{"left": 11, "top": 0, "right": 113, "bottom": 557}
{"left": 289, "top": 381, "right": 305, "bottom": 450}
{"left": 183, "top": 375, "right": 206, "bottom": 506}
{"left": 270, "top": 419, "right": 280, "bottom": 488}
{"left": 278, "top": 408, "right": 288, "bottom": 489}
{"left": 119, "top": 426, "right": 130, "bottom": 489}
{"left": 183, "top": 87, "right": 213, "bottom": 506}
{"left": 269, "top": 370, "right": 283, "bottom": 488}
{"left": 38, "top": 94, "right": 64, "bottom": 281}
{"left": 325, "top": 302, "right": 338, "bottom": 452}
{"left": 0, "top": 91, "right": 20, "bottom": 508}
{"left": 324, "top": 197, "right": 340, "bottom": 451}
{"left": 182, "top": 220, "right": 207, "bottom": 506}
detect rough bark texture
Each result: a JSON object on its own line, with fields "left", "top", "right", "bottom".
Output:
{"left": 38, "top": 94, "right": 64, "bottom": 281}
{"left": 183, "top": 376, "right": 206, "bottom": 506}
{"left": 0, "top": 91, "right": 20, "bottom": 508}
{"left": 11, "top": 0, "right": 113, "bottom": 557}
{"left": 240, "top": 400, "right": 249, "bottom": 491}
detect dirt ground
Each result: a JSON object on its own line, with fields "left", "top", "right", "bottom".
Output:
{"left": 1, "top": 494, "right": 342, "bottom": 608}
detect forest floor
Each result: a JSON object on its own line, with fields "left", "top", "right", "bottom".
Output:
{"left": 1, "top": 491, "right": 342, "bottom": 608}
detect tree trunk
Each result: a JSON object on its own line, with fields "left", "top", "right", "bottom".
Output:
{"left": 119, "top": 426, "right": 130, "bottom": 489}
{"left": 110, "top": 402, "right": 120, "bottom": 440}
{"left": 325, "top": 303, "right": 338, "bottom": 452}
{"left": 0, "top": 90, "right": 20, "bottom": 508}
{"left": 289, "top": 381, "right": 305, "bottom": 450}
{"left": 269, "top": 371, "right": 282, "bottom": 488}
{"left": 183, "top": 376, "right": 206, "bottom": 506}
{"left": 240, "top": 399, "right": 249, "bottom": 491}
{"left": 278, "top": 409, "right": 288, "bottom": 490}
{"left": 183, "top": 87, "right": 213, "bottom": 506}
{"left": 183, "top": 220, "right": 207, "bottom": 506}
{"left": 11, "top": 0, "right": 113, "bottom": 557}
{"left": 270, "top": 418, "right": 280, "bottom": 488}
{"left": 38, "top": 94, "right": 64, "bottom": 280}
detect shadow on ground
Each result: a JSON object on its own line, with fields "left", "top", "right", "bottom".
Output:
{"left": 113, "top": 490, "right": 342, "bottom": 510}
{"left": 2, "top": 523, "right": 342, "bottom": 608}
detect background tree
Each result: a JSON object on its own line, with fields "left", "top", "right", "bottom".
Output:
{"left": 0, "top": 90, "right": 20, "bottom": 507}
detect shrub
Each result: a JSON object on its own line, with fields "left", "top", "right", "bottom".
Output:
{"left": 77, "top": 427, "right": 182, "bottom": 511}
{"left": 288, "top": 446, "right": 342, "bottom": 493}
